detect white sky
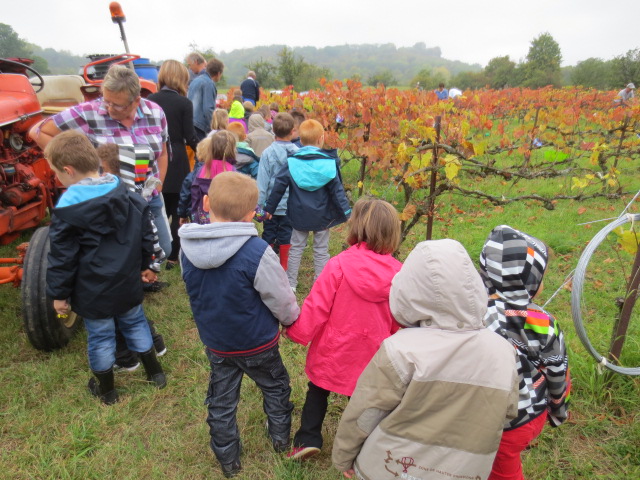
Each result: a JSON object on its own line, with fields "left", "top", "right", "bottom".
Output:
{"left": 4, "top": 0, "right": 639, "bottom": 68}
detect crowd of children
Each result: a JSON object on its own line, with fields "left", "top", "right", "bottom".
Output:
{"left": 43, "top": 80, "right": 570, "bottom": 480}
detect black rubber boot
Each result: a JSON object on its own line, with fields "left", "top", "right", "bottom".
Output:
{"left": 139, "top": 348, "right": 167, "bottom": 389}
{"left": 88, "top": 368, "right": 119, "bottom": 405}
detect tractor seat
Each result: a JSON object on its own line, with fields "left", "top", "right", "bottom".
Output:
{"left": 34, "top": 75, "right": 86, "bottom": 113}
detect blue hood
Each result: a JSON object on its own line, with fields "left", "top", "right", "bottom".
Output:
{"left": 289, "top": 146, "right": 337, "bottom": 191}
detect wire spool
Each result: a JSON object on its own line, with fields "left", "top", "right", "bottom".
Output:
{"left": 571, "top": 213, "right": 640, "bottom": 375}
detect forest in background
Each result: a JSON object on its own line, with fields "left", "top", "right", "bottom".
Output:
{"left": 1, "top": 23, "right": 638, "bottom": 92}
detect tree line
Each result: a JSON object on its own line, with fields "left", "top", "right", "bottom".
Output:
{"left": 446, "top": 33, "right": 639, "bottom": 91}
{"left": 2, "top": 22, "right": 638, "bottom": 92}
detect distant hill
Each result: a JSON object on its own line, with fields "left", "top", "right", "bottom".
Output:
{"left": 29, "top": 44, "right": 87, "bottom": 74}
{"left": 25, "top": 40, "right": 482, "bottom": 86}
{"left": 216, "top": 42, "right": 482, "bottom": 86}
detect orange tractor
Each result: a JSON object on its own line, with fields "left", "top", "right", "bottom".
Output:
{"left": 0, "top": 2, "right": 157, "bottom": 350}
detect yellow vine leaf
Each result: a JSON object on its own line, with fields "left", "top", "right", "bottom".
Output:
{"left": 410, "top": 155, "right": 423, "bottom": 170}
{"left": 443, "top": 155, "right": 462, "bottom": 180}
{"left": 613, "top": 227, "right": 639, "bottom": 255}
{"left": 397, "top": 142, "right": 408, "bottom": 162}
{"left": 474, "top": 141, "right": 487, "bottom": 156}
{"left": 571, "top": 177, "right": 588, "bottom": 190}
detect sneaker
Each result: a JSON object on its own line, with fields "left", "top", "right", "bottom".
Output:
{"left": 113, "top": 361, "right": 140, "bottom": 372}
{"left": 220, "top": 459, "right": 242, "bottom": 478}
{"left": 286, "top": 446, "right": 320, "bottom": 460}
{"left": 156, "top": 347, "right": 167, "bottom": 357}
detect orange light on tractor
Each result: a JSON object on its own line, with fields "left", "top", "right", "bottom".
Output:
{"left": 109, "top": 2, "right": 126, "bottom": 23}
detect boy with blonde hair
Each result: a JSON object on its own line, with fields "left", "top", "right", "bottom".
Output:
{"left": 264, "top": 119, "right": 351, "bottom": 291}
{"left": 179, "top": 172, "right": 300, "bottom": 478}
{"left": 45, "top": 131, "right": 166, "bottom": 405}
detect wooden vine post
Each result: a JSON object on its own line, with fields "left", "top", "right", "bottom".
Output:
{"left": 608, "top": 243, "right": 640, "bottom": 364}
{"left": 426, "top": 115, "right": 441, "bottom": 241}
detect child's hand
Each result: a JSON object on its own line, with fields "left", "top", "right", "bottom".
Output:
{"left": 281, "top": 327, "right": 289, "bottom": 340}
{"left": 343, "top": 470, "right": 355, "bottom": 478}
{"left": 141, "top": 269, "right": 158, "bottom": 283}
{"left": 254, "top": 206, "right": 268, "bottom": 223}
{"left": 53, "top": 299, "right": 70, "bottom": 316}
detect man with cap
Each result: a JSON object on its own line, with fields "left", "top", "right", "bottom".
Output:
{"left": 615, "top": 83, "right": 635, "bottom": 106}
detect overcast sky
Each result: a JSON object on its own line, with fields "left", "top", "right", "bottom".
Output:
{"left": 5, "top": 0, "right": 639, "bottom": 69}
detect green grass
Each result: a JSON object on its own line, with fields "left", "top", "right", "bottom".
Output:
{"left": 1, "top": 163, "right": 639, "bottom": 479}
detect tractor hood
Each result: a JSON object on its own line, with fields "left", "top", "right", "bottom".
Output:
{"left": 0, "top": 72, "right": 42, "bottom": 131}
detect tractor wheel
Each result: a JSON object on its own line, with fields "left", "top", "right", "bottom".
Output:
{"left": 21, "top": 226, "right": 81, "bottom": 350}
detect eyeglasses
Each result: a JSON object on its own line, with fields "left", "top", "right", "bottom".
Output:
{"left": 101, "top": 97, "right": 136, "bottom": 112}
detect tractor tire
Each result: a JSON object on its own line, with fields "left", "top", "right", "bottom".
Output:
{"left": 21, "top": 226, "right": 81, "bottom": 351}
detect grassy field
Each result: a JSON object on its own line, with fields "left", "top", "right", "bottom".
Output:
{"left": 1, "top": 158, "right": 639, "bottom": 479}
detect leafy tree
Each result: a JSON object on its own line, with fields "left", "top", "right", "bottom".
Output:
{"left": 484, "top": 56, "right": 517, "bottom": 89}
{"left": 0, "top": 24, "right": 50, "bottom": 74}
{"left": 274, "top": 47, "right": 331, "bottom": 91}
{"left": 246, "top": 59, "right": 279, "bottom": 89}
{"left": 278, "top": 47, "right": 306, "bottom": 87}
{"left": 0, "top": 23, "right": 31, "bottom": 58}
{"left": 296, "top": 64, "right": 331, "bottom": 91}
{"left": 522, "top": 32, "right": 562, "bottom": 88}
{"left": 451, "top": 70, "right": 487, "bottom": 90}
{"left": 611, "top": 48, "right": 640, "bottom": 88}
{"left": 31, "top": 56, "right": 50, "bottom": 75}
{"left": 411, "top": 68, "right": 433, "bottom": 89}
{"left": 367, "top": 69, "right": 397, "bottom": 87}
{"left": 570, "top": 57, "right": 613, "bottom": 89}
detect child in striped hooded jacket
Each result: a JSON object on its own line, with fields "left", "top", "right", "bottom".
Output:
{"left": 479, "top": 225, "right": 571, "bottom": 480}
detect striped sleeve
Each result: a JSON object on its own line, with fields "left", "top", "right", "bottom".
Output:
{"left": 539, "top": 314, "right": 571, "bottom": 426}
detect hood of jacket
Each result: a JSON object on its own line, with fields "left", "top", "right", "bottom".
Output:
{"left": 248, "top": 113, "right": 265, "bottom": 132}
{"left": 340, "top": 244, "right": 401, "bottom": 303}
{"left": 229, "top": 101, "right": 244, "bottom": 119}
{"left": 272, "top": 140, "right": 299, "bottom": 157}
{"left": 390, "top": 239, "right": 488, "bottom": 330}
{"left": 179, "top": 222, "right": 258, "bottom": 269}
{"left": 289, "top": 146, "right": 337, "bottom": 191}
{"left": 479, "top": 224, "right": 547, "bottom": 307}
{"left": 53, "top": 175, "right": 128, "bottom": 237}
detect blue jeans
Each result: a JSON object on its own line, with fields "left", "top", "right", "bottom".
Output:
{"left": 84, "top": 304, "right": 153, "bottom": 371}
{"left": 149, "top": 194, "right": 172, "bottom": 259}
{"left": 262, "top": 215, "right": 292, "bottom": 248}
{"left": 205, "top": 346, "right": 293, "bottom": 464}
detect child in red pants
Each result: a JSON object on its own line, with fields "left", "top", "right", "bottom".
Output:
{"left": 480, "top": 225, "right": 571, "bottom": 480}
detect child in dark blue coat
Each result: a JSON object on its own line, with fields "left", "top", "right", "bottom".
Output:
{"left": 264, "top": 119, "right": 351, "bottom": 292}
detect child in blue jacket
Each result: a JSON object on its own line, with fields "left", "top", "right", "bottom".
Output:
{"left": 180, "top": 172, "right": 299, "bottom": 478}
{"left": 264, "top": 119, "right": 351, "bottom": 292}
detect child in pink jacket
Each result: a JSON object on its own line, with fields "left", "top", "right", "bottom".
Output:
{"left": 285, "top": 197, "right": 402, "bottom": 460}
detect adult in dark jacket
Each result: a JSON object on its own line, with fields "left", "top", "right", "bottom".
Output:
{"left": 148, "top": 60, "right": 198, "bottom": 268}
{"left": 240, "top": 71, "right": 260, "bottom": 105}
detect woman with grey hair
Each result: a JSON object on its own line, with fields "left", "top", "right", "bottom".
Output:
{"left": 30, "top": 64, "right": 171, "bottom": 368}
{"left": 30, "top": 65, "right": 171, "bottom": 258}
